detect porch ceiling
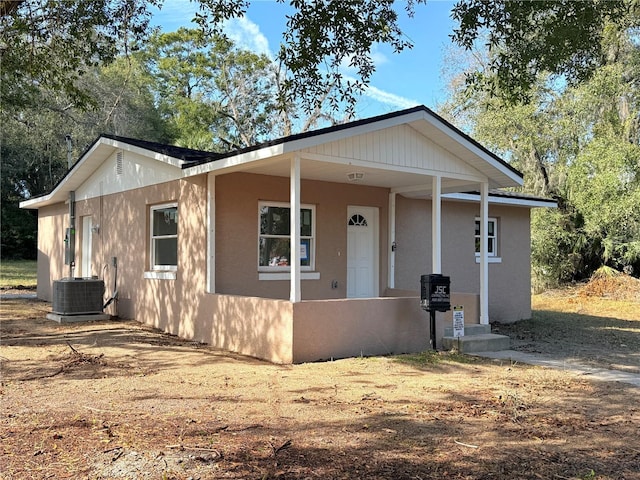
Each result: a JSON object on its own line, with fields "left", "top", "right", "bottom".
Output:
{"left": 223, "top": 156, "right": 483, "bottom": 198}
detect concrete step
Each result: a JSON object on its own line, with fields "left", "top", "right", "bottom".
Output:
{"left": 443, "top": 324, "right": 490, "bottom": 337}
{"left": 441, "top": 333, "right": 510, "bottom": 353}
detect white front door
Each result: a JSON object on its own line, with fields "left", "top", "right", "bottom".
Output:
{"left": 81, "top": 216, "right": 93, "bottom": 278}
{"left": 347, "top": 206, "right": 378, "bottom": 298}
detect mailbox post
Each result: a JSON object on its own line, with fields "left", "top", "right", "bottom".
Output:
{"left": 420, "top": 274, "right": 451, "bottom": 349}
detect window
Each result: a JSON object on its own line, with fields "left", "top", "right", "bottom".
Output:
{"left": 150, "top": 203, "right": 178, "bottom": 270}
{"left": 475, "top": 217, "right": 497, "bottom": 257}
{"left": 258, "top": 202, "right": 314, "bottom": 271}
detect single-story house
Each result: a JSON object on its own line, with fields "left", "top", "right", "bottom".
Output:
{"left": 21, "top": 105, "right": 555, "bottom": 363}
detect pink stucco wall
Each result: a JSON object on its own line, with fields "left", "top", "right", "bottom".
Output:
{"left": 35, "top": 171, "right": 532, "bottom": 363}
{"left": 215, "top": 172, "right": 389, "bottom": 300}
{"left": 394, "top": 195, "right": 532, "bottom": 323}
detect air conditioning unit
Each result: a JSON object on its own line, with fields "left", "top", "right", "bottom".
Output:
{"left": 52, "top": 278, "right": 105, "bottom": 315}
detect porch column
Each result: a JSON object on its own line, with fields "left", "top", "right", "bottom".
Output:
{"left": 480, "top": 181, "right": 489, "bottom": 324}
{"left": 290, "top": 155, "right": 301, "bottom": 303}
{"left": 206, "top": 173, "right": 215, "bottom": 293}
{"left": 388, "top": 192, "right": 396, "bottom": 289}
{"left": 432, "top": 176, "right": 442, "bottom": 274}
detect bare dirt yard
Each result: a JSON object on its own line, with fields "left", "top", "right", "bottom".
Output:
{"left": 1, "top": 286, "right": 639, "bottom": 480}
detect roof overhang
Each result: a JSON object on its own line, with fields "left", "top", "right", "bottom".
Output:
{"left": 183, "top": 106, "right": 523, "bottom": 193}
{"left": 22, "top": 106, "right": 528, "bottom": 210}
{"left": 20, "top": 136, "right": 185, "bottom": 209}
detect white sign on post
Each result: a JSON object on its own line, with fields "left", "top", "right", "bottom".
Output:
{"left": 453, "top": 306, "right": 464, "bottom": 338}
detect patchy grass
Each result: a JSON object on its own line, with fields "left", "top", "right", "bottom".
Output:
{"left": 2, "top": 298, "right": 639, "bottom": 480}
{"left": 0, "top": 259, "right": 37, "bottom": 288}
{"left": 493, "top": 292, "right": 640, "bottom": 372}
{"left": 397, "top": 349, "right": 482, "bottom": 368}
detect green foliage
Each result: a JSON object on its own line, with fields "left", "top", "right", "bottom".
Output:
{"left": 443, "top": 15, "right": 640, "bottom": 287}
{"left": 1, "top": 49, "right": 171, "bottom": 260}
{"left": 194, "top": 0, "right": 427, "bottom": 115}
{"left": 0, "top": 0, "right": 160, "bottom": 111}
{"left": 0, "top": 260, "right": 37, "bottom": 288}
{"left": 450, "top": 0, "right": 631, "bottom": 103}
{"left": 567, "top": 134, "right": 640, "bottom": 271}
{"left": 530, "top": 209, "right": 578, "bottom": 290}
{"left": 141, "top": 28, "right": 278, "bottom": 151}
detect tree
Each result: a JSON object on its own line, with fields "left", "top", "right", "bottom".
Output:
{"left": 450, "top": 0, "right": 632, "bottom": 102}
{"left": 0, "top": 57, "right": 170, "bottom": 259}
{"left": 142, "top": 28, "right": 278, "bottom": 151}
{"left": 442, "top": 18, "right": 640, "bottom": 286}
{"left": 0, "top": 0, "right": 160, "bottom": 110}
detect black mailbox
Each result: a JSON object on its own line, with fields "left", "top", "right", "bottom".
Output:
{"left": 420, "top": 274, "right": 451, "bottom": 312}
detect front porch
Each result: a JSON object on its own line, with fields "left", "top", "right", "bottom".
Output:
{"left": 202, "top": 291, "right": 481, "bottom": 364}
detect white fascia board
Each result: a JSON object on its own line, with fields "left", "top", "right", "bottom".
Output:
{"left": 20, "top": 139, "right": 109, "bottom": 209}
{"left": 20, "top": 136, "right": 186, "bottom": 210}
{"left": 183, "top": 144, "right": 285, "bottom": 176}
{"left": 442, "top": 192, "right": 557, "bottom": 208}
{"left": 418, "top": 111, "right": 524, "bottom": 187}
{"left": 20, "top": 193, "right": 55, "bottom": 209}
{"left": 182, "top": 110, "right": 426, "bottom": 177}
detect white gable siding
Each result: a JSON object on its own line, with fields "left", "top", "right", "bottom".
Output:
{"left": 303, "top": 124, "right": 483, "bottom": 178}
{"left": 75, "top": 150, "right": 182, "bottom": 201}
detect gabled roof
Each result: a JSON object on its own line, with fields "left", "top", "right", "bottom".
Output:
{"left": 100, "top": 134, "right": 220, "bottom": 164}
{"left": 186, "top": 106, "right": 522, "bottom": 182}
{"left": 182, "top": 105, "right": 524, "bottom": 190}
{"left": 21, "top": 105, "right": 530, "bottom": 210}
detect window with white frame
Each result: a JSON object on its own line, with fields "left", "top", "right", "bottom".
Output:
{"left": 258, "top": 202, "right": 315, "bottom": 271}
{"left": 475, "top": 217, "right": 497, "bottom": 257}
{"left": 150, "top": 203, "right": 178, "bottom": 270}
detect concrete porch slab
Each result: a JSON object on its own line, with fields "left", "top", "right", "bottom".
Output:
{"left": 441, "top": 333, "right": 510, "bottom": 353}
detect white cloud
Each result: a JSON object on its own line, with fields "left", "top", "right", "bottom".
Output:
{"left": 342, "top": 74, "right": 417, "bottom": 110}
{"left": 361, "top": 84, "right": 419, "bottom": 109}
{"left": 222, "top": 16, "right": 272, "bottom": 58}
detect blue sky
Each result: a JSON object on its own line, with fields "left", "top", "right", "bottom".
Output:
{"left": 149, "top": 0, "right": 458, "bottom": 119}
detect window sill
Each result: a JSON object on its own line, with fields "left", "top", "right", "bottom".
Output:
{"left": 258, "top": 272, "right": 321, "bottom": 281}
{"left": 474, "top": 257, "right": 502, "bottom": 264}
{"left": 144, "top": 271, "right": 177, "bottom": 280}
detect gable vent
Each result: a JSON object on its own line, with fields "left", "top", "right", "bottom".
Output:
{"left": 116, "top": 151, "right": 123, "bottom": 175}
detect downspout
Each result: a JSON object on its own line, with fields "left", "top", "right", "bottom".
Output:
{"left": 66, "top": 135, "right": 75, "bottom": 278}
{"left": 68, "top": 191, "right": 76, "bottom": 278}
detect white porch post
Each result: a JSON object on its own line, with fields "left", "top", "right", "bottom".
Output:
{"left": 480, "top": 181, "right": 489, "bottom": 324}
{"left": 388, "top": 192, "right": 396, "bottom": 289}
{"left": 206, "top": 173, "right": 215, "bottom": 293}
{"left": 432, "top": 176, "right": 442, "bottom": 274}
{"left": 290, "top": 155, "right": 301, "bottom": 302}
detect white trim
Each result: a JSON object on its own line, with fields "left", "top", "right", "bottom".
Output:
{"left": 20, "top": 137, "right": 186, "bottom": 209}
{"left": 475, "top": 257, "right": 502, "bottom": 264}
{"left": 415, "top": 110, "right": 523, "bottom": 186}
{"left": 183, "top": 144, "right": 285, "bottom": 177}
{"left": 303, "top": 151, "right": 486, "bottom": 185}
{"left": 432, "top": 176, "right": 442, "bottom": 274}
{"left": 290, "top": 156, "right": 301, "bottom": 303}
{"left": 144, "top": 271, "right": 177, "bottom": 280}
{"left": 443, "top": 192, "right": 557, "bottom": 208}
{"left": 259, "top": 272, "right": 320, "bottom": 281}
{"left": 388, "top": 192, "right": 396, "bottom": 289}
{"left": 479, "top": 183, "right": 489, "bottom": 325}
{"left": 258, "top": 200, "right": 316, "bottom": 273}
{"left": 150, "top": 202, "right": 178, "bottom": 271}
{"left": 475, "top": 217, "right": 498, "bottom": 257}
